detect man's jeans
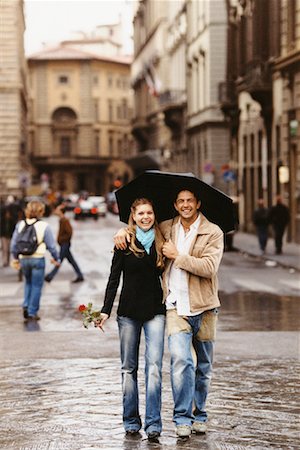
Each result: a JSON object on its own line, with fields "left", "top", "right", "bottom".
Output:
{"left": 257, "top": 225, "right": 268, "bottom": 251}
{"left": 46, "top": 243, "right": 83, "bottom": 280}
{"left": 20, "top": 257, "right": 45, "bottom": 316}
{"left": 167, "top": 309, "right": 217, "bottom": 426}
{"left": 117, "top": 314, "right": 165, "bottom": 434}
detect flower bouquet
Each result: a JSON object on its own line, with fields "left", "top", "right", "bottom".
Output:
{"left": 78, "top": 303, "right": 102, "bottom": 329}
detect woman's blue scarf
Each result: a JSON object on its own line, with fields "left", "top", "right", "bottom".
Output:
{"left": 136, "top": 226, "right": 155, "bottom": 254}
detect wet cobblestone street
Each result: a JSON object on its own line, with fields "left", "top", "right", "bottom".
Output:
{"left": 0, "top": 215, "right": 299, "bottom": 449}
{"left": 1, "top": 355, "right": 299, "bottom": 449}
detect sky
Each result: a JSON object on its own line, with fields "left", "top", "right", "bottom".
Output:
{"left": 24, "top": 0, "right": 135, "bottom": 55}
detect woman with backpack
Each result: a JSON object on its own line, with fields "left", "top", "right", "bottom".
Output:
{"left": 10, "top": 200, "right": 60, "bottom": 321}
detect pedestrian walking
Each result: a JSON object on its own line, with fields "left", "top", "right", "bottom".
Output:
{"left": 252, "top": 198, "right": 269, "bottom": 254}
{"left": 44, "top": 204, "right": 84, "bottom": 283}
{"left": 269, "top": 196, "right": 290, "bottom": 254}
{"left": 114, "top": 186, "right": 225, "bottom": 438}
{"left": 10, "top": 200, "right": 60, "bottom": 321}
{"left": 0, "top": 195, "right": 22, "bottom": 267}
{"left": 97, "top": 198, "right": 166, "bottom": 443}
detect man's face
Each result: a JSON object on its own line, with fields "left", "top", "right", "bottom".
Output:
{"left": 174, "top": 190, "right": 200, "bottom": 221}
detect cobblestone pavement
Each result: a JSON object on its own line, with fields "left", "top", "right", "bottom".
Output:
{"left": 0, "top": 215, "right": 299, "bottom": 449}
{"left": 1, "top": 284, "right": 299, "bottom": 450}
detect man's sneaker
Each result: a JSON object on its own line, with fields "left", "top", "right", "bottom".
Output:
{"left": 44, "top": 276, "right": 52, "bottom": 283}
{"left": 125, "top": 430, "right": 141, "bottom": 438}
{"left": 192, "top": 421, "right": 207, "bottom": 434}
{"left": 176, "top": 425, "right": 191, "bottom": 437}
{"left": 23, "top": 307, "right": 28, "bottom": 319}
{"left": 147, "top": 431, "right": 160, "bottom": 442}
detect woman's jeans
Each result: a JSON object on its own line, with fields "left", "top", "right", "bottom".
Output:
{"left": 117, "top": 314, "right": 165, "bottom": 434}
{"left": 167, "top": 309, "right": 217, "bottom": 426}
{"left": 20, "top": 257, "right": 45, "bottom": 316}
{"left": 46, "top": 242, "right": 83, "bottom": 280}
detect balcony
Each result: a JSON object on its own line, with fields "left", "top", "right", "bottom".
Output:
{"left": 31, "top": 154, "right": 109, "bottom": 167}
{"left": 236, "top": 59, "right": 272, "bottom": 107}
{"left": 131, "top": 116, "right": 150, "bottom": 144}
{"left": 159, "top": 90, "right": 186, "bottom": 130}
{"left": 218, "top": 80, "right": 240, "bottom": 132}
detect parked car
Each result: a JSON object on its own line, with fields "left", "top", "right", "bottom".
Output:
{"left": 88, "top": 196, "right": 107, "bottom": 217}
{"left": 64, "top": 193, "right": 79, "bottom": 211}
{"left": 73, "top": 199, "right": 98, "bottom": 220}
{"left": 106, "top": 191, "right": 119, "bottom": 215}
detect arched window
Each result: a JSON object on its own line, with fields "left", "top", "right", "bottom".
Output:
{"left": 52, "top": 108, "right": 77, "bottom": 157}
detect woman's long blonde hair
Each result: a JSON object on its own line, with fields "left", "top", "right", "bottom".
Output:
{"left": 127, "top": 198, "right": 165, "bottom": 269}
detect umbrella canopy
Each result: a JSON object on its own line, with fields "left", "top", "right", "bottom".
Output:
{"left": 115, "top": 170, "right": 235, "bottom": 233}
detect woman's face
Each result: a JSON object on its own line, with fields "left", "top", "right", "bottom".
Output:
{"left": 132, "top": 203, "right": 155, "bottom": 231}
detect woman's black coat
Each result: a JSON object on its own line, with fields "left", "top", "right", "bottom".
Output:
{"left": 101, "top": 240, "right": 165, "bottom": 322}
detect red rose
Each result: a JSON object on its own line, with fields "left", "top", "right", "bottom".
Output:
{"left": 78, "top": 304, "right": 87, "bottom": 312}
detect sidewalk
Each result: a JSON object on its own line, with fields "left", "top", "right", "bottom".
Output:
{"left": 233, "top": 231, "right": 300, "bottom": 272}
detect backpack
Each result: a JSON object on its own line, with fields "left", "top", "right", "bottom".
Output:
{"left": 15, "top": 219, "right": 39, "bottom": 256}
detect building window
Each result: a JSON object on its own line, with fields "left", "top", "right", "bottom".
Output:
{"left": 107, "top": 73, "right": 113, "bottom": 87}
{"left": 287, "top": 0, "right": 296, "bottom": 49}
{"left": 95, "top": 132, "right": 100, "bottom": 154}
{"left": 118, "top": 139, "right": 122, "bottom": 155}
{"left": 117, "top": 105, "right": 122, "bottom": 119}
{"left": 59, "top": 75, "right": 69, "bottom": 84}
{"left": 250, "top": 133, "right": 255, "bottom": 163}
{"left": 94, "top": 100, "right": 99, "bottom": 121}
{"left": 122, "top": 99, "right": 128, "bottom": 119}
{"left": 60, "top": 136, "right": 71, "bottom": 156}
{"left": 93, "top": 75, "right": 99, "bottom": 85}
{"left": 109, "top": 134, "right": 114, "bottom": 155}
{"left": 108, "top": 100, "right": 113, "bottom": 122}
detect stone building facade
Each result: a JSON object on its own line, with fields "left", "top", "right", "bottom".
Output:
{"left": 0, "top": 0, "right": 29, "bottom": 198}
{"left": 186, "top": 0, "right": 230, "bottom": 193}
{"left": 28, "top": 43, "right": 134, "bottom": 194}
{"left": 273, "top": 0, "right": 300, "bottom": 242}
{"left": 131, "top": 0, "right": 230, "bottom": 192}
{"left": 222, "top": 0, "right": 300, "bottom": 243}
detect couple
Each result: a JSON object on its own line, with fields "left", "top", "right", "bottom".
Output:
{"left": 98, "top": 188, "right": 224, "bottom": 441}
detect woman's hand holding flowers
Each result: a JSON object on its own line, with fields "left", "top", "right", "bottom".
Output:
{"left": 94, "top": 313, "right": 109, "bottom": 332}
{"left": 78, "top": 303, "right": 108, "bottom": 331}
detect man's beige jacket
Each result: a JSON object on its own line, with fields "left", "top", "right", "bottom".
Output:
{"left": 159, "top": 213, "right": 224, "bottom": 314}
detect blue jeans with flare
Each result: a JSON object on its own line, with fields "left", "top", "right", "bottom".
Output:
{"left": 117, "top": 314, "right": 165, "bottom": 434}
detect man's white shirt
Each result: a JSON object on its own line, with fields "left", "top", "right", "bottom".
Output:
{"left": 166, "top": 214, "right": 201, "bottom": 316}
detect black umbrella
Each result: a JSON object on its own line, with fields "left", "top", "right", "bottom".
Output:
{"left": 115, "top": 170, "right": 235, "bottom": 233}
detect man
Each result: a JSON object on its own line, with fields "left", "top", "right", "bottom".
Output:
{"left": 114, "top": 189, "right": 224, "bottom": 438}
{"left": 45, "top": 204, "right": 84, "bottom": 283}
{"left": 252, "top": 198, "right": 269, "bottom": 254}
{"left": 269, "top": 196, "right": 290, "bottom": 255}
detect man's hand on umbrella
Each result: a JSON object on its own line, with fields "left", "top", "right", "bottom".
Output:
{"left": 114, "top": 227, "right": 130, "bottom": 250}
{"left": 162, "top": 240, "right": 179, "bottom": 260}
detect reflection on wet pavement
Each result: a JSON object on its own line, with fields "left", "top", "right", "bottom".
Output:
{"left": 219, "top": 291, "right": 300, "bottom": 331}
{"left": 1, "top": 239, "right": 299, "bottom": 449}
{"left": 0, "top": 357, "right": 299, "bottom": 449}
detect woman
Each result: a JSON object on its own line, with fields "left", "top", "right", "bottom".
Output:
{"left": 10, "top": 200, "right": 60, "bottom": 321}
{"left": 97, "top": 198, "right": 165, "bottom": 442}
